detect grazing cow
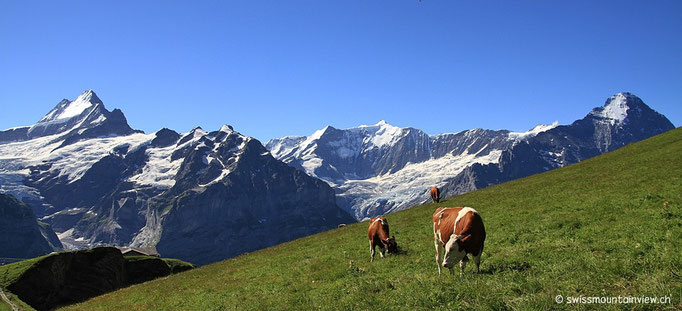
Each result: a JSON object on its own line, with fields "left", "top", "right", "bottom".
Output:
{"left": 430, "top": 187, "right": 440, "bottom": 203}
{"left": 367, "top": 216, "right": 397, "bottom": 262}
{"left": 432, "top": 207, "right": 486, "bottom": 275}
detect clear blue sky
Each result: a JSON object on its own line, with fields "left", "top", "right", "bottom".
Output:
{"left": 1, "top": 1, "right": 680, "bottom": 142}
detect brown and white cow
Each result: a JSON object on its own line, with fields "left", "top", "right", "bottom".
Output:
{"left": 432, "top": 207, "right": 486, "bottom": 275}
{"left": 368, "top": 216, "right": 397, "bottom": 262}
{"left": 430, "top": 186, "right": 440, "bottom": 203}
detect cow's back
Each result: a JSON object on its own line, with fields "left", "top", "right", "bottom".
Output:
{"left": 368, "top": 217, "right": 388, "bottom": 240}
{"left": 433, "top": 207, "right": 464, "bottom": 245}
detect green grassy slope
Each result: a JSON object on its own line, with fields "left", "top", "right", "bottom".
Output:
{"left": 63, "top": 128, "right": 682, "bottom": 310}
{"left": 0, "top": 255, "right": 46, "bottom": 289}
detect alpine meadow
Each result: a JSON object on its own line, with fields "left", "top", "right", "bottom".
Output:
{"left": 58, "top": 127, "right": 682, "bottom": 310}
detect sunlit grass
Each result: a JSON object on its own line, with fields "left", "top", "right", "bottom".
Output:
{"left": 54, "top": 128, "right": 682, "bottom": 310}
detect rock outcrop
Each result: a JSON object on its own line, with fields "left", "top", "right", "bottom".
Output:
{"left": 4, "top": 247, "right": 193, "bottom": 310}
{"left": 0, "top": 193, "right": 61, "bottom": 259}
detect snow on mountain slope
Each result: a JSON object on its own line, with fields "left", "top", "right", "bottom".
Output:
{"left": 267, "top": 121, "right": 556, "bottom": 219}
{"left": 337, "top": 149, "right": 503, "bottom": 219}
{"left": 0, "top": 131, "right": 154, "bottom": 228}
{"left": 127, "top": 143, "right": 183, "bottom": 189}
{"left": 508, "top": 121, "right": 559, "bottom": 142}
{"left": 41, "top": 90, "right": 96, "bottom": 122}
{"left": 590, "top": 92, "right": 631, "bottom": 125}
{"left": 28, "top": 90, "right": 105, "bottom": 137}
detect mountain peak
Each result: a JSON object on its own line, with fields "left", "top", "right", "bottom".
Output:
{"left": 24, "top": 90, "right": 138, "bottom": 140}
{"left": 219, "top": 124, "right": 234, "bottom": 133}
{"left": 38, "top": 90, "right": 104, "bottom": 124}
{"left": 78, "top": 89, "right": 103, "bottom": 103}
{"left": 357, "top": 120, "right": 398, "bottom": 130}
{"left": 589, "top": 92, "right": 642, "bottom": 124}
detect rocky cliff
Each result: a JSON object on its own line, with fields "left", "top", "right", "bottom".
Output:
{"left": 0, "top": 193, "right": 61, "bottom": 259}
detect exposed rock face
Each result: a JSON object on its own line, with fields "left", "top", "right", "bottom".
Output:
{"left": 5, "top": 247, "right": 192, "bottom": 310}
{"left": 151, "top": 131, "right": 354, "bottom": 265}
{"left": 267, "top": 93, "right": 675, "bottom": 219}
{"left": 0, "top": 193, "right": 61, "bottom": 259}
{"left": 440, "top": 92, "right": 676, "bottom": 196}
{"left": 0, "top": 126, "right": 29, "bottom": 143}
{"left": 0, "top": 90, "right": 354, "bottom": 266}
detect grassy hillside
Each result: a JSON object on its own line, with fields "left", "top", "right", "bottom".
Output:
{"left": 63, "top": 128, "right": 681, "bottom": 310}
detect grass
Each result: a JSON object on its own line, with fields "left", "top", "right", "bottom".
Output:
{"left": 123, "top": 255, "right": 196, "bottom": 273}
{"left": 49, "top": 127, "right": 682, "bottom": 309}
{"left": 0, "top": 255, "right": 44, "bottom": 311}
{"left": 160, "top": 258, "right": 196, "bottom": 273}
{"left": 0, "top": 255, "right": 48, "bottom": 289}
{"left": 0, "top": 291, "right": 34, "bottom": 311}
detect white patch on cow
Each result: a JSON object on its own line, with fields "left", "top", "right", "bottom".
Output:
{"left": 454, "top": 207, "right": 478, "bottom": 233}
{"left": 442, "top": 233, "right": 466, "bottom": 269}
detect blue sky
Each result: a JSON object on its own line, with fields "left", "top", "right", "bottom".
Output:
{"left": 1, "top": 1, "right": 680, "bottom": 141}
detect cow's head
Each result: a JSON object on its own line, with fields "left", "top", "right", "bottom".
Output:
{"left": 442, "top": 234, "right": 465, "bottom": 268}
{"left": 383, "top": 236, "right": 398, "bottom": 254}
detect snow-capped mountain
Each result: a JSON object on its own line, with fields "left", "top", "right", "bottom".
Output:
{"left": 0, "top": 90, "right": 139, "bottom": 146}
{"left": 267, "top": 120, "right": 558, "bottom": 219}
{"left": 441, "top": 92, "right": 676, "bottom": 195}
{"left": 0, "top": 90, "right": 353, "bottom": 265}
{"left": 267, "top": 92, "right": 674, "bottom": 219}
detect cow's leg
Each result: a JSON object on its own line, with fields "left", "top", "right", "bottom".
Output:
{"left": 379, "top": 244, "right": 386, "bottom": 258}
{"left": 473, "top": 252, "right": 482, "bottom": 273}
{"left": 473, "top": 244, "right": 483, "bottom": 273}
{"left": 369, "top": 240, "right": 375, "bottom": 262}
{"left": 459, "top": 256, "right": 468, "bottom": 276}
{"left": 434, "top": 229, "right": 442, "bottom": 275}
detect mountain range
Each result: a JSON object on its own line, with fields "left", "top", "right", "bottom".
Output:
{"left": 266, "top": 92, "right": 674, "bottom": 219}
{"left": 0, "top": 90, "right": 353, "bottom": 265}
{"left": 0, "top": 90, "right": 674, "bottom": 265}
